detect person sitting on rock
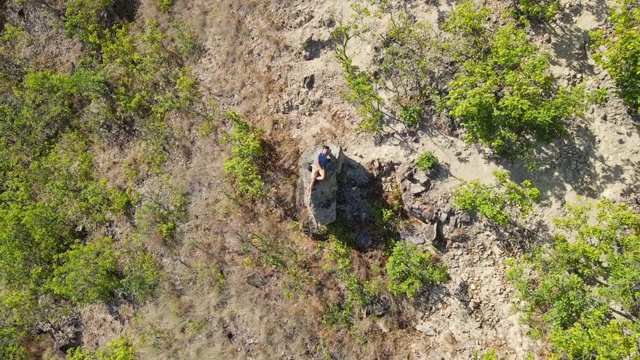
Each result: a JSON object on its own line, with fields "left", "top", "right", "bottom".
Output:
{"left": 309, "top": 145, "right": 333, "bottom": 190}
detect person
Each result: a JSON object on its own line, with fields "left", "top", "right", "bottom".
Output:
{"left": 309, "top": 145, "right": 333, "bottom": 190}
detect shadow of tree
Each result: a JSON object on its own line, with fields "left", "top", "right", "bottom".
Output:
{"left": 530, "top": 1, "right": 610, "bottom": 75}
{"left": 499, "top": 219, "right": 554, "bottom": 254}
{"left": 497, "top": 125, "right": 623, "bottom": 200}
{"left": 413, "top": 283, "right": 449, "bottom": 312}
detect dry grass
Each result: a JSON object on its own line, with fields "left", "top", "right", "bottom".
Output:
{"left": 64, "top": 0, "right": 425, "bottom": 358}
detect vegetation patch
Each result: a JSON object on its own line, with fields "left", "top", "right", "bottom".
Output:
{"left": 67, "top": 335, "right": 136, "bottom": 360}
{"left": 415, "top": 151, "right": 438, "bottom": 172}
{"left": 386, "top": 242, "right": 448, "bottom": 298}
{"left": 508, "top": 199, "right": 640, "bottom": 358}
{"left": 591, "top": 0, "right": 640, "bottom": 110}
{"left": 443, "top": 2, "right": 586, "bottom": 158}
{"left": 222, "top": 111, "right": 266, "bottom": 199}
{"left": 453, "top": 170, "right": 540, "bottom": 225}
{"left": 333, "top": 0, "right": 586, "bottom": 159}
{"left": 322, "top": 237, "right": 378, "bottom": 334}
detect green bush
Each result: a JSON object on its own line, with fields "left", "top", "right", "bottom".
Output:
{"left": 473, "top": 349, "right": 501, "bottom": 360}
{"left": 512, "top": 0, "right": 559, "bottom": 22}
{"left": 67, "top": 335, "right": 136, "bottom": 360}
{"left": 441, "top": 0, "right": 491, "bottom": 58}
{"left": 591, "top": 0, "right": 640, "bottom": 109}
{"left": 157, "top": 0, "right": 174, "bottom": 12}
{"left": 379, "top": 13, "right": 440, "bottom": 128}
{"left": 336, "top": 49, "right": 385, "bottom": 133}
{"left": 322, "top": 237, "right": 377, "bottom": 332}
{"left": 415, "top": 151, "right": 438, "bottom": 171}
{"left": 222, "top": 111, "right": 266, "bottom": 198}
{"left": 49, "top": 238, "right": 120, "bottom": 304}
{"left": 121, "top": 251, "right": 161, "bottom": 303}
{"left": 386, "top": 242, "right": 448, "bottom": 298}
{"left": 444, "top": 19, "right": 586, "bottom": 158}
{"left": 507, "top": 199, "right": 640, "bottom": 358}
{"left": 453, "top": 170, "right": 540, "bottom": 225}
{"left": 0, "top": 0, "right": 208, "bottom": 352}
{"left": 64, "top": 0, "right": 114, "bottom": 45}
{"left": 134, "top": 187, "right": 187, "bottom": 243}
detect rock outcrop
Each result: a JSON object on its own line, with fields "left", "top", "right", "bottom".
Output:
{"left": 396, "top": 162, "right": 436, "bottom": 223}
{"left": 296, "top": 143, "right": 344, "bottom": 235}
{"left": 395, "top": 162, "right": 471, "bottom": 247}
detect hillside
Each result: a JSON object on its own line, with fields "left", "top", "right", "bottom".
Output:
{"left": 1, "top": 0, "right": 639, "bottom": 359}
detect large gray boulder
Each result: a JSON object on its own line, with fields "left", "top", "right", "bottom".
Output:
{"left": 296, "top": 143, "right": 344, "bottom": 235}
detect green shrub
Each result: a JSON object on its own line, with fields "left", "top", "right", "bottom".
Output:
{"left": 121, "top": 251, "right": 161, "bottom": 303}
{"left": 0, "top": 23, "right": 28, "bottom": 82}
{"left": 134, "top": 188, "right": 187, "bottom": 243}
{"left": 507, "top": 199, "right": 640, "bottom": 358}
{"left": 399, "top": 103, "right": 423, "bottom": 127}
{"left": 336, "top": 49, "right": 385, "bottom": 133}
{"left": 440, "top": 0, "right": 491, "bottom": 60}
{"left": 222, "top": 111, "right": 266, "bottom": 198}
{"left": 379, "top": 13, "right": 440, "bottom": 128}
{"left": 444, "top": 20, "right": 586, "bottom": 158}
{"left": 588, "top": 88, "right": 609, "bottom": 105}
{"left": 512, "top": 0, "right": 559, "bottom": 22}
{"left": 386, "top": 242, "right": 448, "bottom": 298}
{"left": 49, "top": 238, "right": 120, "bottom": 304}
{"left": 591, "top": 0, "right": 640, "bottom": 109}
{"left": 415, "top": 151, "right": 438, "bottom": 171}
{"left": 453, "top": 170, "right": 540, "bottom": 225}
{"left": 0, "top": 333, "right": 27, "bottom": 360}
{"left": 157, "top": 0, "right": 174, "bottom": 12}
{"left": 64, "top": 0, "right": 114, "bottom": 45}
{"left": 322, "top": 237, "right": 377, "bottom": 332}
{"left": 67, "top": 335, "right": 136, "bottom": 360}
{"left": 473, "top": 349, "right": 501, "bottom": 360}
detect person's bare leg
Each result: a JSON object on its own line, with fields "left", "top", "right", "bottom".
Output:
{"left": 309, "top": 167, "right": 326, "bottom": 190}
{"left": 309, "top": 167, "right": 319, "bottom": 190}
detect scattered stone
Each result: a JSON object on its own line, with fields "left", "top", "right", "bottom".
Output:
{"left": 303, "top": 74, "right": 315, "bottom": 90}
{"left": 597, "top": 71, "right": 609, "bottom": 81}
{"left": 410, "top": 183, "right": 428, "bottom": 195}
{"left": 319, "top": 12, "right": 335, "bottom": 27}
{"left": 39, "top": 313, "right": 83, "bottom": 353}
{"left": 440, "top": 330, "right": 460, "bottom": 351}
{"left": 400, "top": 222, "right": 427, "bottom": 245}
{"left": 416, "top": 323, "right": 437, "bottom": 336}
{"left": 424, "top": 222, "right": 438, "bottom": 243}
{"left": 246, "top": 273, "right": 268, "bottom": 288}
{"left": 421, "top": 206, "right": 435, "bottom": 222}
{"left": 412, "top": 171, "right": 429, "bottom": 184}
{"left": 376, "top": 317, "right": 391, "bottom": 333}
{"left": 281, "top": 98, "right": 295, "bottom": 114}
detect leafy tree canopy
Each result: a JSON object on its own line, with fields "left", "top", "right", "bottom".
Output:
{"left": 508, "top": 199, "right": 640, "bottom": 359}
{"left": 591, "top": 0, "right": 640, "bottom": 110}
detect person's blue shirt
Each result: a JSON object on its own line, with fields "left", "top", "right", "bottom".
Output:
{"left": 318, "top": 151, "right": 332, "bottom": 169}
